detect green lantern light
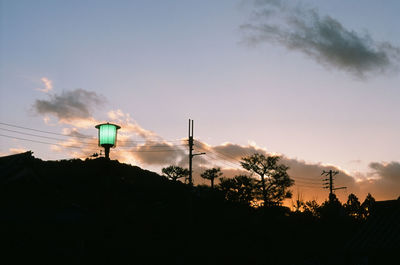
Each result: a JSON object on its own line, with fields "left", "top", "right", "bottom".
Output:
{"left": 95, "top": 122, "right": 121, "bottom": 159}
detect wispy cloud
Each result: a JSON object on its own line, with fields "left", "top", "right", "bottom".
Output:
{"left": 36, "top": 77, "right": 53, "bottom": 93}
{"left": 241, "top": 0, "right": 400, "bottom": 77}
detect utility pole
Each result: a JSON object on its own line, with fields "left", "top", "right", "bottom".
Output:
{"left": 188, "top": 119, "right": 205, "bottom": 186}
{"left": 322, "top": 170, "right": 346, "bottom": 202}
{"left": 188, "top": 119, "right": 194, "bottom": 186}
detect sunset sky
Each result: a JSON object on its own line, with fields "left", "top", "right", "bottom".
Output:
{"left": 1, "top": 0, "right": 399, "bottom": 204}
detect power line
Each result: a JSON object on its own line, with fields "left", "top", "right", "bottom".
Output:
{"left": 203, "top": 153, "right": 244, "bottom": 170}
{"left": 294, "top": 182, "right": 322, "bottom": 187}
{"left": 194, "top": 143, "right": 243, "bottom": 166}
{"left": 293, "top": 178, "right": 322, "bottom": 184}
{"left": 195, "top": 137, "right": 257, "bottom": 159}
{"left": 124, "top": 149, "right": 185, "bottom": 153}
{"left": 0, "top": 122, "right": 184, "bottom": 143}
{"left": 0, "top": 122, "right": 94, "bottom": 138}
{"left": 0, "top": 134, "right": 186, "bottom": 153}
{"left": 194, "top": 141, "right": 329, "bottom": 186}
{"left": 292, "top": 176, "right": 323, "bottom": 181}
{"left": 0, "top": 128, "right": 185, "bottom": 148}
{"left": 118, "top": 144, "right": 187, "bottom": 149}
{"left": 0, "top": 124, "right": 187, "bottom": 149}
{"left": 196, "top": 146, "right": 244, "bottom": 170}
{"left": 195, "top": 145, "right": 238, "bottom": 165}
{"left": 0, "top": 127, "right": 98, "bottom": 145}
{"left": 0, "top": 134, "right": 97, "bottom": 150}
{"left": 194, "top": 139, "right": 243, "bottom": 164}
{"left": 294, "top": 184, "right": 321, "bottom": 188}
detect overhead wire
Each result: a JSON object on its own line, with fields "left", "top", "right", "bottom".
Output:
{"left": 0, "top": 134, "right": 97, "bottom": 151}
{"left": 0, "top": 122, "right": 188, "bottom": 151}
{"left": 294, "top": 183, "right": 323, "bottom": 188}
{"left": 203, "top": 153, "right": 244, "bottom": 170}
{"left": 194, "top": 141, "right": 321, "bottom": 180}
{"left": 293, "top": 184, "right": 321, "bottom": 188}
{"left": 293, "top": 178, "right": 323, "bottom": 184}
{"left": 194, "top": 145, "right": 239, "bottom": 168}
{"left": 0, "top": 122, "right": 344, "bottom": 192}
{"left": 0, "top": 127, "right": 98, "bottom": 145}
{"left": 121, "top": 149, "right": 185, "bottom": 153}
{"left": 193, "top": 141, "right": 244, "bottom": 166}
{"left": 195, "top": 137, "right": 256, "bottom": 159}
{"left": 194, "top": 139, "right": 243, "bottom": 163}
{"left": 194, "top": 144, "right": 244, "bottom": 170}
{"left": 0, "top": 122, "right": 94, "bottom": 138}
{"left": 0, "top": 134, "right": 186, "bottom": 153}
{"left": 0, "top": 127, "right": 186, "bottom": 149}
{"left": 0, "top": 122, "right": 184, "bottom": 143}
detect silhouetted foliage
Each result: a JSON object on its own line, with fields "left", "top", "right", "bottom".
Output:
{"left": 1, "top": 152, "right": 397, "bottom": 265}
{"left": 292, "top": 192, "right": 305, "bottom": 212}
{"left": 344, "top": 193, "right": 362, "bottom": 220}
{"left": 161, "top": 165, "right": 189, "bottom": 182}
{"left": 319, "top": 193, "right": 344, "bottom": 219}
{"left": 303, "top": 200, "right": 321, "bottom": 217}
{"left": 200, "top": 167, "right": 223, "bottom": 189}
{"left": 361, "top": 192, "right": 376, "bottom": 219}
{"left": 240, "top": 153, "right": 294, "bottom": 206}
{"left": 218, "top": 175, "right": 257, "bottom": 206}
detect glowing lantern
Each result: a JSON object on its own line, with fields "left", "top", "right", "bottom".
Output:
{"left": 95, "top": 122, "right": 121, "bottom": 159}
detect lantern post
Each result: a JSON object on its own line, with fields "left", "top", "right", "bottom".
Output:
{"left": 95, "top": 122, "right": 121, "bottom": 159}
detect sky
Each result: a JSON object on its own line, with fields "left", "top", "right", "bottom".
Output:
{"left": 1, "top": 0, "right": 399, "bottom": 204}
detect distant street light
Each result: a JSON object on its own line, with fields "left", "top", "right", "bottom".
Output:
{"left": 95, "top": 122, "right": 121, "bottom": 159}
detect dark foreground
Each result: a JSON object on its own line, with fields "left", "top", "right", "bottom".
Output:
{"left": 0, "top": 152, "right": 399, "bottom": 265}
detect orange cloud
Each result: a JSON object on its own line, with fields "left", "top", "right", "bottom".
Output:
{"left": 190, "top": 140, "right": 399, "bottom": 204}
{"left": 36, "top": 77, "right": 53, "bottom": 93}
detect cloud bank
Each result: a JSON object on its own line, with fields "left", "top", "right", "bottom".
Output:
{"left": 30, "top": 88, "right": 399, "bottom": 202}
{"left": 359, "top": 161, "right": 400, "bottom": 200}
{"left": 33, "top": 88, "right": 105, "bottom": 127}
{"left": 189, "top": 141, "right": 399, "bottom": 203}
{"left": 34, "top": 97, "right": 186, "bottom": 166}
{"left": 241, "top": 0, "right": 400, "bottom": 77}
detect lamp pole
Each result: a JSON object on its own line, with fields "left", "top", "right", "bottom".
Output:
{"left": 95, "top": 122, "right": 121, "bottom": 160}
{"left": 104, "top": 145, "right": 111, "bottom": 159}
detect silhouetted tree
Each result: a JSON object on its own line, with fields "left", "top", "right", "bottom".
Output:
{"left": 161, "top": 165, "right": 189, "bottom": 182}
{"left": 200, "top": 167, "right": 223, "bottom": 189}
{"left": 344, "top": 193, "right": 362, "bottom": 220}
{"left": 218, "top": 175, "right": 257, "bottom": 206}
{"left": 361, "top": 193, "right": 376, "bottom": 219}
{"left": 240, "top": 153, "right": 294, "bottom": 206}
{"left": 303, "top": 200, "right": 320, "bottom": 217}
{"left": 319, "top": 193, "right": 344, "bottom": 219}
{"left": 292, "top": 192, "right": 305, "bottom": 212}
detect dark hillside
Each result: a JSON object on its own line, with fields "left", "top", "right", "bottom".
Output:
{"left": 0, "top": 152, "right": 398, "bottom": 265}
